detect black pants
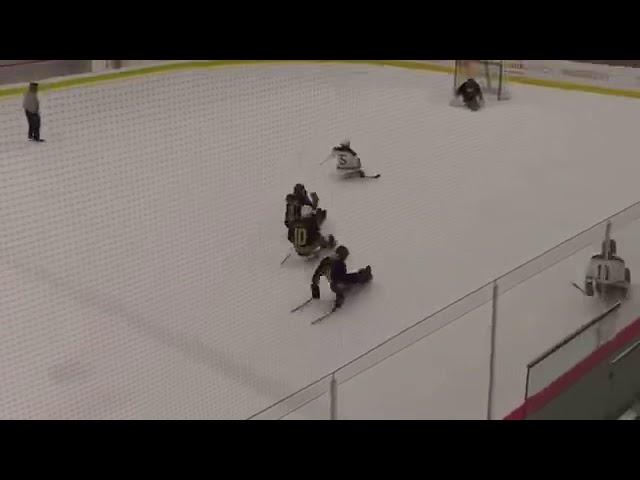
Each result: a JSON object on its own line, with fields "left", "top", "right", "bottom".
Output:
{"left": 330, "top": 274, "right": 363, "bottom": 307}
{"left": 465, "top": 98, "right": 482, "bottom": 112}
{"left": 25, "top": 110, "right": 41, "bottom": 140}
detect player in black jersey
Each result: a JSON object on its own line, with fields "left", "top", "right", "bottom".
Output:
{"left": 311, "top": 246, "right": 372, "bottom": 309}
{"left": 284, "top": 184, "right": 326, "bottom": 228}
{"left": 455, "top": 78, "right": 484, "bottom": 111}
{"left": 288, "top": 205, "right": 335, "bottom": 257}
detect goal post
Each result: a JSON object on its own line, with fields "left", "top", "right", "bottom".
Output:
{"left": 453, "top": 60, "right": 511, "bottom": 101}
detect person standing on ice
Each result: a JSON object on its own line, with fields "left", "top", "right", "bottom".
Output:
{"left": 23, "top": 82, "right": 44, "bottom": 142}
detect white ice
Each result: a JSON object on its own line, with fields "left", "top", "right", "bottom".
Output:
{"left": 1, "top": 63, "right": 640, "bottom": 419}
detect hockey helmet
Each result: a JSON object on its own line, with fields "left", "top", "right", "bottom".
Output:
{"left": 301, "top": 205, "right": 314, "bottom": 218}
{"left": 294, "top": 183, "right": 306, "bottom": 195}
{"left": 335, "top": 245, "right": 349, "bottom": 260}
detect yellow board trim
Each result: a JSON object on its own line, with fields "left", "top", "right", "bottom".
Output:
{"left": 1, "top": 60, "right": 640, "bottom": 100}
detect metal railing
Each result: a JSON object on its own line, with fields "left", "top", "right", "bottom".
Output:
{"left": 249, "top": 198, "right": 640, "bottom": 420}
{"left": 524, "top": 300, "right": 622, "bottom": 416}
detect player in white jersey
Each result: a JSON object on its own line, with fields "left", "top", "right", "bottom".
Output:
{"left": 323, "top": 140, "right": 380, "bottom": 179}
{"left": 331, "top": 140, "right": 367, "bottom": 178}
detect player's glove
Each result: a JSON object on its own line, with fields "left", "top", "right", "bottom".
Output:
{"left": 310, "top": 192, "right": 319, "bottom": 210}
{"left": 311, "top": 284, "right": 320, "bottom": 299}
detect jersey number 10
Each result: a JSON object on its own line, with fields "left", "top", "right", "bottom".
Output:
{"left": 294, "top": 227, "right": 307, "bottom": 248}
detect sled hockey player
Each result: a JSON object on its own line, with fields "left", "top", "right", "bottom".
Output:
{"left": 331, "top": 140, "right": 369, "bottom": 179}
{"left": 582, "top": 221, "right": 630, "bottom": 299}
{"left": 284, "top": 183, "right": 326, "bottom": 228}
{"left": 454, "top": 77, "right": 485, "bottom": 111}
{"left": 288, "top": 205, "right": 335, "bottom": 258}
{"left": 291, "top": 183, "right": 314, "bottom": 208}
{"left": 311, "top": 245, "right": 372, "bottom": 309}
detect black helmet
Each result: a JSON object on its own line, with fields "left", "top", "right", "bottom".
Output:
{"left": 335, "top": 245, "right": 349, "bottom": 260}
{"left": 294, "top": 183, "right": 305, "bottom": 194}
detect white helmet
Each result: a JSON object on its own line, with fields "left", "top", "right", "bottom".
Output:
{"left": 301, "top": 205, "right": 314, "bottom": 218}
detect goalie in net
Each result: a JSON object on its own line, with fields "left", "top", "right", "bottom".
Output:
{"left": 450, "top": 60, "right": 510, "bottom": 110}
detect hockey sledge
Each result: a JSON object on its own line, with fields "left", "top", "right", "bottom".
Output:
{"left": 583, "top": 222, "right": 631, "bottom": 300}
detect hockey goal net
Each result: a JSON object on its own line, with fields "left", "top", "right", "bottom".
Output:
{"left": 453, "top": 60, "right": 510, "bottom": 101}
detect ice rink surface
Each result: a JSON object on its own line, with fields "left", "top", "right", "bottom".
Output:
{"left": 2, "top": 63, "right": 640, "bottom": 419}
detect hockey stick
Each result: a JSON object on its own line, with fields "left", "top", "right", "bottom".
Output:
{"left": 291, "top": 298, "right": 313, "bottom": 313}
{"left": 319, "top": 154, "right": 334, "bottom": 166}
{"left": 280, "top": 252, "right": 291, "bottom": 266}
{"left": 571, "top": 282, "right": 587, "bottom": 295}
{"left": 311, "top": 307, "right": 337, "bottom": 325}
{"left": 362, "top": 174, "right": 381, "bottom": 179}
